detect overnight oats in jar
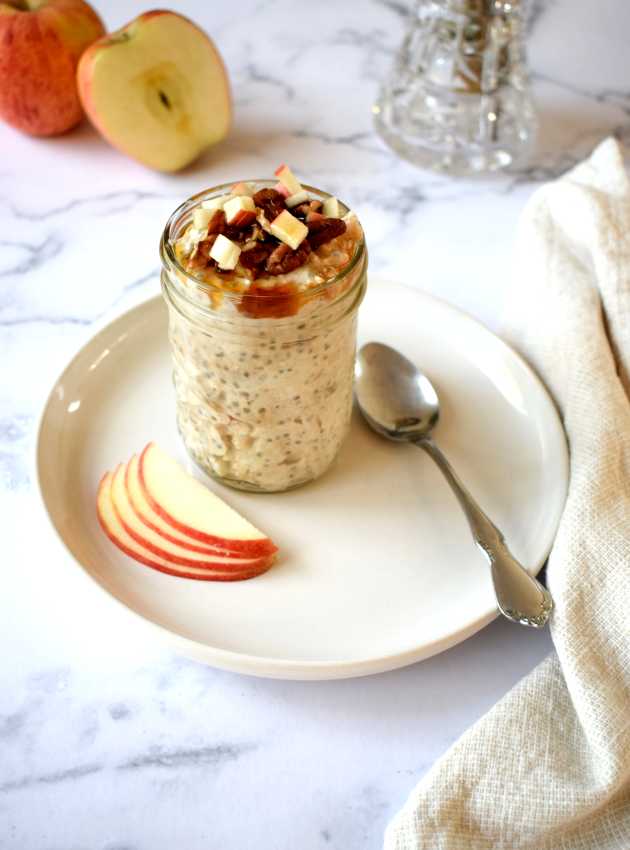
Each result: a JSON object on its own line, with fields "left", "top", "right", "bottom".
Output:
{"left": 159, "top": 165, "right": 367, "bottom": 493}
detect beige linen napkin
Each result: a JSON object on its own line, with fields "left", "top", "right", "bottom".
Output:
{"left": 385, "top": 138, "right": 630, "bottom": 850}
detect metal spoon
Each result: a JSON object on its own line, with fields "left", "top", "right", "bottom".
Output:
{"left": 355, "top": 342, "right": 553, "bottom": 628}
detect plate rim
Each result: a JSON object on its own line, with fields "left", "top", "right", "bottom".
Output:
{"left": 34, "top": 280, "right": 568, "bottom": 680}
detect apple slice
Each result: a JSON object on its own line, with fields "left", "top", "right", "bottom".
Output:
{"left": 139, "top": 443, "right": 277, "bottom": 556}
{"left": 274, "top": 164, "right": 302, "bottom": 195}
{"left": 223, "top": 195, "right": 256, "bottom": 227}
{"left": 209, "top": 234, "right": 241, "bottom": 270}
{"left": 111, "top": 463, "right": 272, "bottom": 571}
{"left": 230, "top": 181, "right": 254, "bottom": 196}
{"left": 97, "top": 472, "right": 270, "bottom": 581}
{"left": 126, "top": 454, "right": 243, "bottom": 557}
{"left": 77, "top": 11, "right": 231, "bottom": 172}
{"left": 273, "top": 181, "right": 290, "bottom": 199}
{"left": 322, "top": 197, "right": 340, "bottom": 218}
{"left": 201, "top": 195, "right": 229, "bottom": 211}
{"left": 285, "top": 190, "right": 309, "bottom": 208}
{"left": 269, "top": 209, "right": 308, "bottom": 250}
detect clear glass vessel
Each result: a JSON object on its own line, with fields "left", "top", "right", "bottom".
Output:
{"left": 374, "top": 0, "right": 536, "bottom": 175}
{"left": 160, "top": 182, "right": 367, "bottom": 494}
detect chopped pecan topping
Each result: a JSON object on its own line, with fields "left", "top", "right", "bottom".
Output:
{"left": 252, "top": 188, "right": 286, "bottom": 222}
{"left": 224, "top": 222, "right": 254, "bottom": 241}
{"left": 186, "top": 234, "right": 218, "bottom": 270}
{"left": 206, "top": 210, "right": 226, "bottom": 235}
{"left": 293, "top": 200, "right": 323, "bottom": 219}
{"left": 265, "top": 241, "right": 311, "bottom": 276}
{"left": 306, "top": 210, "right": 325, "bottom": 224}
{"left": 240, "top": 242, "right": 275, "bottom": 276}
{"left": 306, "top": 217, "right": 346, "bottom": 250}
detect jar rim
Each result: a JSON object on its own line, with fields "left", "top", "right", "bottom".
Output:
{"left": 159, "top": 179, "right": 366, "bottom": 303}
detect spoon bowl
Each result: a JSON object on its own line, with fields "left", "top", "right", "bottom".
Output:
{"left": 355, "top": 342, "right": 440, "bottom": 441}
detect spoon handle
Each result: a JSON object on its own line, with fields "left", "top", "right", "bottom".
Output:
{"left": 415, "top": 437, "right": 553, "bottom": 628}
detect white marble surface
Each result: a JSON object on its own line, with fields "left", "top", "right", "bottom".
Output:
{"left": 2, "top": 1, "right": 629, "bottom": 847}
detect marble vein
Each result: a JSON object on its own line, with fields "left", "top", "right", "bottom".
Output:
{"left": 1, "top": 744, "right": 255, "bottom": 795}
{"left": 0, "top": 267, "right": 159, "bottom": 328}
{"left": 0, "top": 236, "right": 63, "bottom": 278}
{"left": 243, "top": 62, "right": 296, "bottom": 101}
{"left": 118, "top": 743, "right": 255, "bottom": 771}
{"left": 0, "top": 189, "right": 174, "bottom": 223}
{"left": 0, "top": 763, "right": 103, "bottom": 794}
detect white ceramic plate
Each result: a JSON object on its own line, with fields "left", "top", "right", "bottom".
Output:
{"left": 36, "top": 279, "right": 568, "bottom": 680}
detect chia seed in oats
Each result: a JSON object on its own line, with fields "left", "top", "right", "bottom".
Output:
{"left": 160, "top": 167, "right": 367, "bottom": 493}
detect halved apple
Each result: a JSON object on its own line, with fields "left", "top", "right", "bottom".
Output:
{"left": 77, "top": 10, "right": 231, "bottom": 172}
{"left": 97, "top": 472, "right": 269, "bottom": 581}
{"left": 125, "top": 454, "right": 242, "bottom": 557}
{"left": 111, "top": 463, "right": 272, "bottom": 571}
{"left": 138, "top": 443, "right": 277, "bottom": 557}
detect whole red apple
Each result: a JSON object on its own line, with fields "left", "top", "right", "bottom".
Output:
{"left": 0, "top": 0, "right": 105, "bottom": 136}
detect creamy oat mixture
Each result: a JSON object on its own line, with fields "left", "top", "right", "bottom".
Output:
{"left": 164, "top": 166, "right": 365, "bottom": 492}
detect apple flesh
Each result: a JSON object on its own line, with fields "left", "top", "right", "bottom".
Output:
{"left": 139, "top": 442, "right": 277, "bottom": 557}
{"left": 77, "top": 10, "right": 231, "bottom": 172}
{"left": 274, "top": 164, "right": 302, "bottom": 196}
{"left": 269, "top": 209, "right": 308, "bottom": 250}
{"left": 223, "top": 195, "right": 256, "bottom": 227}
{"left": 0, "top": 0, "right": 105, "bottom": 136}
{"left": 209, "top": 234, "right": 241, "bottom": 270}
{"left": 97, "top": 472, "right": 270, "bottom": 581}
{"left": 125, "top": 454, "right": 239, "bottom": 556}
{"left": 111, "top": 463, "right": 273, "bottom": 571}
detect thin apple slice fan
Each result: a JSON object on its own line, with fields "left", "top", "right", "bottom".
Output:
{"left": 97, "top": 445, "right": 277, "bottom": 582}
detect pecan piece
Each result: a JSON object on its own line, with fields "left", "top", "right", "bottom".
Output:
{"left": 265, "top": 241, "right": 311, "bottom": 276}
{"left": 186, "top": 234, "right": 218, "bottom": 270}
{"left": 252, "top": 188, "right": 286, "bottom": 221}
{"left": 293, "top": 200, "right": 323, "bottom": 219}
{"left": 307, "top": 217, "right": 346, "bottom": 250}
{"left": 206, "top": 209, "right": 226, "bottom": 235}
{"left": 240, "top": 242, "right": 275, "bottom": 274}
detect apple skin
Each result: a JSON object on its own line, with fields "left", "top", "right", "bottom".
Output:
{"left": 77, "top": 10, "right": 232, "bottom": 172}
{"left": 125, "top": 454, "right": 254, "bottom": 559}
{"left": 97, "top": 472, "right": 270, "bottom": 582}
{"left": 138, "top": 442, "right": 278, "bottom": 558}
{"left": 111, "top": 462, "right": 273, "bottom": 571}
{"left": 0, "top": 0, "right": 105, "bottom": 136}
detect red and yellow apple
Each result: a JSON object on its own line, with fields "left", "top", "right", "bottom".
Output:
{"left": 0, "top": 0, "right": 105, "bottom": 135}
{"left": 77, "top": 10, "right": 232, "bottom": 172}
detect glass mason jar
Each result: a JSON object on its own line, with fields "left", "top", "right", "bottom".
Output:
{"left": 160, "top": 182, "right": 367, "bottom": 494}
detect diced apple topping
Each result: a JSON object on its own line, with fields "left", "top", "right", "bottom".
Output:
{"left": 180, "top": 227, "right": 207, "bottom": 254}
{"left": 285, "top": 190, "right": 309, "bottom": 208}
{"left": 210, "top": 234, "right": 241, "bottom": 269}
{"left": 269, "top": 209, "right": 308, "bottom": 250}
{"left": 273, "top": 181, "right": 290, "bottom": 198}
{"left": 322, "top": 196, "right": 340, "bottom": 218}
{"left": 230, "top": 181, "right": 254, "bottom": 196}
{"left": 223, "top": 195, "right": 256, "bottom": 227}
{"left": 193, "top": 207, "right": 217, "bottom": 229}
{"left": 201, "top": 194, "right": 228, "bottom": 211}
{"left": 274, "top": 164, "right": 302, "bottom": 196}
{"left": 96, "top": 443, "right": 278, "bottom": 581}
{"left": 174, "top": 165, "right": 358, "bottom": 281}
